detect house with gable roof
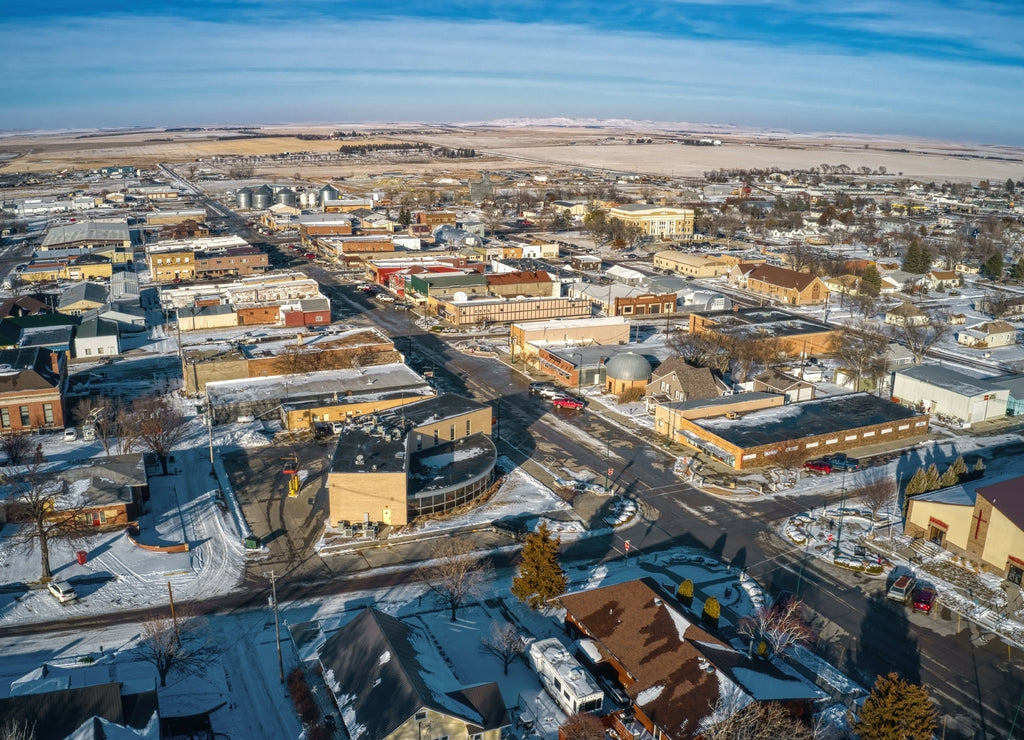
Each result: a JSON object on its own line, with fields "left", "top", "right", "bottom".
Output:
{"left": 645, "top": 356, "right": 726, "bottom": 410}
{"left": 318, "top": 607, "right": 509, "bottom": 740}
{"left": 558, "top": 578, "right": 822, "bottom": 740}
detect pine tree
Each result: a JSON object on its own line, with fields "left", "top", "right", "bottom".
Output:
{"left": 951, "top": 456, "right": 968, "bottom": 480}
{"left": 923, "top": 463, "right": 941, "bottom": 492}
{"left": 905, "top": 468, "right": 928, "bottom": 496}
{"left": 973, "top": 457, "right": 986, "bottom": 477}
{"left": 1011, "top": 258, "right": 1024, "bottom": 282}
{"left": 511, "top": 522, "right": 567, "bottom": 609}
{"left": 939, "top": 466, "right": 959, "bottom": 488}
{"left": 854, "top": 672, "right": 936, "bottom": 740}
{"left": 860, "top": 265, "right": 882, "bottom": 297}
{"left": 982, "top": 252, "right": 1004, "bottom": 281}
{"left": 702, "top": 596, "right": 720, "bottom": 629}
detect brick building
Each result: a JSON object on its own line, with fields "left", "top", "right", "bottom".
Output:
{"left": 0, "top": 347, "right": 66, "bottom": 433}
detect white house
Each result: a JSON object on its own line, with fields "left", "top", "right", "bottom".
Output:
{"left": 73, "top": 317, "right": 120, "bottom": 358}
{"left": 956, "top": 321, "right": 1018, "bottom": 348}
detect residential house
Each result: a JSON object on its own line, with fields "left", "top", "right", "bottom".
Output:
{"left": 956, "top": 321, "right": 1018, "bottom": 348}
{"left": 645, "top": 356, "right": 724, "bottom": 411}
{"left": 884, "top": 301, "right": 929, "bottom": 327}
{"left": 0, "top": 346, "right": 66, "bottom": 432}
{"left": 317, "top": 607, "right": 509, "bottom": 740}
{"left": 558, "top": 578, "right": 822, "bottom": 740}
{"left": 728, "top": 263, "right": 830, "bottom": 306}
{"left": 752, "top": 368, "right": 816, "bottom": 402}
{"left": 925, "top": 270, "right": 961, "bottom": 290}
{"left": 74, "top": 317, "right": 121, "bottom": 358}
{"left": 58, "top": 282, "right": 109, "bottom": 316}
{"left": 878, "top": 269, "right": 920, "bottom": 294}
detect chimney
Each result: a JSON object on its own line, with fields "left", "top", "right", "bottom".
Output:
{"left": 50, "top": 350, "right": 62, "bottom": 375}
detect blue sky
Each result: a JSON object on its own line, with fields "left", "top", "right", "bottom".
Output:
{"left": 2, "top": 1, "right": 1023, "bottom": 144}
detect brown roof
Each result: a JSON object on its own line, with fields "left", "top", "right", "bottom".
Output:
{"left": 747, "top": 264, "right": 819, "bottom": 291}
{"left": 979, "top": 321, "right": 1016, "bottom": 334}
{"left": 753, "top": 368, "right": 812, "bottom": 392}
{"left": 979, "top": 475, "right": 1024, "bottom": 532}
{"left": 0, "top": 296, "right": 51, "bottom": 318}
{"left": 650, "top": 357, "right": 722, "bottom": 401}
{"left": 558, "top": 578, "right": 818, "bottom": 740}
{"left": 486, "top": 270, "right": 552, "bottom": 285}
{"left": 887, "top": 301, "right": 926, "bottom": 317}
{"left": 0, "top": 347, "right": 61, "bottom": 393}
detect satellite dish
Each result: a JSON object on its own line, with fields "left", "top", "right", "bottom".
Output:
{"left": 453, "top": 291, "right": 469, "bottom": 303}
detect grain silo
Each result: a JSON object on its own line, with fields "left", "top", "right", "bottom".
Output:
{"left": 235, "top": 187, "right": 253, "bottom": 210}
{"left": 251, "top": 185, "right": 274, "bottom": 210}
{"left": 275, "top": 187, "right": 297, "bottom": 207}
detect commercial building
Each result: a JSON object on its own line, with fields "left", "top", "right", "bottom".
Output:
{"left": 662, "top": 392, "right": 928, "bottom": 470}
{"left": 509, "top": 316, "right": 631, "bottom": 363}
{"left": 653, "top": 251, "right": 731, "bottom": 278}
{"left": 434, "top": 295, "right": 592, "bottom": 328}
{"left": 728, "top": 263, "right": 830, "bottom": 306}
{"left": 325, "top": 394, "right": 496, "bottom": 528}
{"left": 606, "top": 204, "right": 695, "bottom": 239}
{"left": 688, "top": 307, "right": 840, "bottom": 358}
{"left": 891, "top": 365, "right": 1009, "bottom": 427}
{"left": 0, "top": 347, "right": 66, "bottom": 432}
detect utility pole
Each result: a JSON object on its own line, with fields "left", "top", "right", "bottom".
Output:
{"left": 265, "top": 570, "right": 284, "bottom": 684}
{"left": 167, "top": 582, "right": 181, "bottom": 647}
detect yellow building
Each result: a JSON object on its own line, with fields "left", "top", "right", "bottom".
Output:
{"left": 148, "top": 247, "right": 196, "bottom": 282}
{"left": 607, "top": 204, "right": 695, "bottom": 239}
{"left": 653, "top": 250, "right": 730, "bottom": 277}
{"left": 326, "top": 395, "right": 496, "bottom": 529}
{"left": 906, "top": 475, "right": 1024, "bottom": 581}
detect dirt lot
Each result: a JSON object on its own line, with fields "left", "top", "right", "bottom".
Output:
{"left": 2, "top": 123, "right": 1022, "bottom": 182}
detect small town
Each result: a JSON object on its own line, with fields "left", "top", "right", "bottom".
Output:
{"left": 0, "top": 124, "right": 1022, "bottom": 740}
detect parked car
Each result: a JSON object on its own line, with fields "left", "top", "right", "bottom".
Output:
{"left": 823, "top": 453, "right": 860, "bottom": 471}
{"left": 552, "top": 397, "right": 585, "bottom": 410}
{"left": 63, "top": 428, "right": 78, "bottom": 442}
{"left": 329, "top": 422, "right": 345, "bottom": 434}
{"left": 48, "top": 580, "right": 77, "bottom": 604}
{"left": 535, "top": 386, "right": 566, "bottom": 399}
{"left": 529, "top": 382, "right": 557, "bottom": 395}
{"left": 803, "top": 459, "right": 832, "bottom": 474}
{"left": 911, "top": 587, "right": 936, "bottom": 613}
{"left": 887, "top": 574, "right": 917, "bottom": 603}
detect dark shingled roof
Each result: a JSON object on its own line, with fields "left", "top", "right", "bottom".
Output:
{"left": 0, "top": 682, "right": 157, "bottom": 740}
{"left": 319, "top": 608, "right": 508, "bottom": 740}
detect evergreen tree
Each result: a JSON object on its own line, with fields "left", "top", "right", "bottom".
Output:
{"left": 939, "top": 466, "right": 959, "bottom": 488}
{"left": 859, "top": 265, "right": 882, "bottom": 297}
{"left": 905, "top": 468, "right": 928, "bottom": 496}
{"left": 902, "top": 240, "right": 931, "bottom": 274}
{"left": 854, "top": 672, "right": 936, "bottom": 740}
{"left": 702, "top": 596, "right": 720, "bottom": 628}
{"left": 951, "top": 456, "right": 969, "bottom": 480}
{"left": 1011, "top": 258, "right": 1024, "bottom": 282}
{"left": 511, "top": 522, "right": 567, "bottom": 609}
{"left": 982, "top": 252, "right": 1004, "bottom": 280}
{"left": 923, "top": 463, "right": 942, "bottom": 492}
{"left": 974, "top": 457, "right": 986, "bottom": 477}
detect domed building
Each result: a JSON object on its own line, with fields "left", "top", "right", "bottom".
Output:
{"left": 604, "top": 352, "right": 652, "bottom": 396}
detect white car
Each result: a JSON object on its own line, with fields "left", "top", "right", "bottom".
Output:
{"left": 48, "top": 580, "right": 77, "bottom": 603}
{"left": 63, "top": 428, "right": 77, "bottom": 442}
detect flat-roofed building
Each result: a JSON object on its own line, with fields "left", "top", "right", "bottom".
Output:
{"left": 509, "top": 316, "right": 630, "bottom": 362}
{"left": 689, "top": 307, "right": 840, "bottom": 358}
{"left": 653, "top": 250, "right": 730, "bottom": 277}
{"left": 665, "top": 392, "right": 927, "bottom": 470}
{"left": 607, "top": 204, "right": 694, "bottom": 239}
{"left": 438, "top": 295, "right": 592, "bottom": 328}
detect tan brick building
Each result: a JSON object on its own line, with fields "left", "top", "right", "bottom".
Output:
{"left": 607, "top": 204, "right": 695, "bottom": 239}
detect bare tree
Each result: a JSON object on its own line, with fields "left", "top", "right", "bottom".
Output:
{"left": 738, "top": 599, "right": 814, "bottom": 657}
{"left": 703, "top": 694, "right": 813, "bottom": 740}
{"left": 73, "top": 395, "right": 125, "bottom": 457}
{"left": 418, "top": 537, "right": 491, "bottom": 622}
{"left": 0, "top": 433, "right": 32, "bottom": 466}
{"left": 830, "top": 323, "right": 888, "bottom": 392}
{"left": 854, "top": 470, "right": 896, "bottom": 531}
{"left": 4, "top": 464, "right": 90, "bottom": 580}
{"left": 666, "top": 333, "right": 732, "bottom": 374}
{"left": 133, "top": 610, "right": 217, "bottom": 687}
{"left": 560, "top": 712, "right": 605, "bottom": 740}
{"left": 887, "top": 314, "right": 950, "bottom": 364}
{"left": 479, "top": 621, "right": 525, "bottom": 675}
{"left": 131, "top": 395, "right": 190, "bottom": 475}
{"left": 0, "top": 717, "right": 36, "bottom": 740}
